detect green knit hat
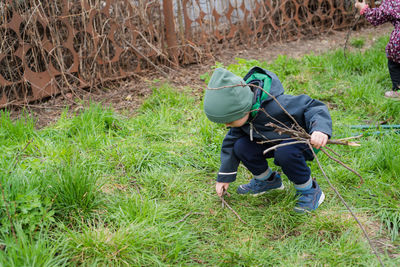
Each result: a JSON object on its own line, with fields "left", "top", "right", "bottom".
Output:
{"left": 204, "top": 68, "right": 253, "bottom": 123}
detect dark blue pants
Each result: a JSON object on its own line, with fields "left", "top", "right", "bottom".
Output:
{"left": 233, "top": 137, "right": 314, "bottom": 185}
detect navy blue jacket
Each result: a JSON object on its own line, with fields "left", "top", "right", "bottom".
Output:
{"left": 217, "top": 67, "right": 332, "bottom": 183}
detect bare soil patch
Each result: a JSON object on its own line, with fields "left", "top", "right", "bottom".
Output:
{"left": 5, "top": 24, "right": 393, "bottom": 128}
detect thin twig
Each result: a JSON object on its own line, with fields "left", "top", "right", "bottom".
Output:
{"left": 174, "top": 212, "right": 205, "bottom": 224}
{"left": 134, "top": 30, "right": 180, "bottom": 69}
{"left": 320, "top": 147, "right": 364, "bottom": 186}
{"left": 344, "top": 15, "right": 361, "bottom": 58}
{"left": 11, "top": 139, "right": 34, "bottom": 172}
{"left": 327, "top": 139, "right": 360, "bottom": 146}
{"left": 266, "top": 122, "right": 308, "bottom": 137}
{"left": 266, "top": 122, "right": 360, "bottom": 146}
{"left": 265, "top": 122, "right": 363, "bottom": 183}
{"left": 248, "top": 83, "right": 307, "bottom": 134}
{"left": 219, "top": 195, "right": 247, "bottom": 224}
{"left": 263, "top": 140, "right": 308, "bottom": 155}
{"left": 308, "top": 142, "right": 384, "bottom": 267}
{"left": 124, "top": 41, "right": 170, "bottom": 78}
{"left": 336, "top": 134, "right": 363, "bottom": 141}
{"left": 324, "top": 145, "right": 341, "bottom": 158}
{"left": 207, "top": 83, "right": 305, "bottom": 133}
{"left": 257, "top": 138, "right": 297, "bottom": 144}
{"left": 207, "top": 84, "right": 247, "bottom": 90}
{"left": 257, "top": 108, "right": 293, "bottom": 132}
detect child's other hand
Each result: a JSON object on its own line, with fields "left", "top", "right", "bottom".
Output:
{"left": 216, "top": 182, "right": 230, "bottom": 197}
{"left": 355, "top": 0, "right": 367, "bottom": 11}
{"left": 310, "top": 131, "right": 328, "bottom": 149}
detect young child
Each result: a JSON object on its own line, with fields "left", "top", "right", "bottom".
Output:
{"left": 204, "top": 67, "right": 332, "bottom": 213}
{"left": 355, "top": 0, "right": 400, "bottom": 98}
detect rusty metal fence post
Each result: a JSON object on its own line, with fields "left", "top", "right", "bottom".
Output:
{"left": 163, "top": 0, "right": 179, "bottom": 66}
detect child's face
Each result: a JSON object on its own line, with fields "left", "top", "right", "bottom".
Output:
{"left": 224, "top": 113, "right": 250, "bottom": 128}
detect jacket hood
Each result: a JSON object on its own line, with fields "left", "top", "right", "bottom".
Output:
{"left": 243, "top": 66, "right": 285, "bottom": 102}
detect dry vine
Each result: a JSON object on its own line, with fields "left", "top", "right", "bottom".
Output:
{"left": 0, "top": 0, "right": 169, "bottom": 108}
{"left": 1, "top": 0, "right": 365, "bottom": 107}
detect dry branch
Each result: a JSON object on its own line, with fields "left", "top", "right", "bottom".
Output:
{"left": 248, "top": 84, "right": 307, "bottom": 134}
{"left": 308, "top": 143, "right": 384, "bottom": 267}
{"left": 219, "top": 195, "right": 247, "bottom": 224}
{"left": 320, "top": 147, "right": 364, "bottom": 186}
{"left": 324, "top": 145, "right": 341, "bottom": 158}
{"left": 174, "top": 212, "right": 205, "bottom": 224}
{"left": 124, "top": 41, "right": 169, "bottom": 78}
{"left": 266, "top": 122, "right": 361, "bottom": 147}
{"left": 336, "top": 134, "right": 363, "bottom": 141}
{"left": 262, "top": 140, "right": 308, "bottom": 155}
{"left": 344, "top": 12, "right": 362, "bottom": 58}
{"left": 264, "top": 122, "right": 363, "bottom": 184}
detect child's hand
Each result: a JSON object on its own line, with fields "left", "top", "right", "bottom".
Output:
{"left": 310, "top": 131, "right": 328, "bottom": 149}
{"left": 216, "top": 182, "right": 230, "bottom": 197}
{"left": 355, "top": 0, "right": 367, "bottom": 11}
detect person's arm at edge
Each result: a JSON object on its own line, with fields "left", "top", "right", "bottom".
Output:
{"left": 215, "top": 127, "right": 245, "bottom": 196}
{"left": 356, "top": 0, "right": 392, "bottom": 26}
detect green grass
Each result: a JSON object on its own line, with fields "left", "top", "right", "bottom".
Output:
{"left": 0, "top": 35, "right": 399, "bottom": 266}
{"left": 350, "top": 37, "right": 366, "bottom": 49}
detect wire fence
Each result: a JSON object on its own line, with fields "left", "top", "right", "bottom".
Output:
{"left": 0, "top": 0, "right": 373, "bottom": 107}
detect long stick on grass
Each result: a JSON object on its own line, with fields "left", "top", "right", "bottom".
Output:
{"left": 308, "top": 142, "right": 384, "bottom": 267}
{"left": 320, "top": 147, "right": 364, "bottom": 186}
{"left": 219, "top": 195, "right": 247, "bottom": 224}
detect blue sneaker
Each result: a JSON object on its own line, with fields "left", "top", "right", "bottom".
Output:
{"left": 294, "top": 180, "right": 325, "bottom": 213}
{"left": 237, "top": 172, "right": 284, "bottom": 196}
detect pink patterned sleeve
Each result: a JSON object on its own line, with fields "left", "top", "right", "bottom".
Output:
{"left": 360, "top": 5, "right": 369, "bottom": 15}
{"left": 363, "top": 0, "right": 392, "bottom": 26}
